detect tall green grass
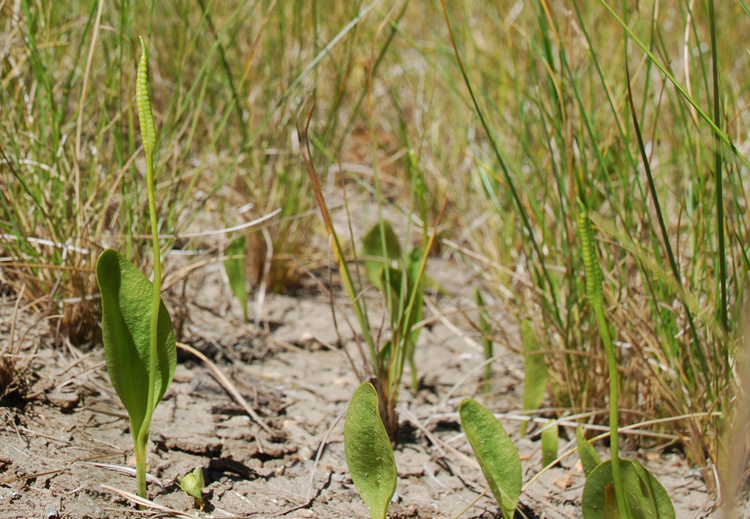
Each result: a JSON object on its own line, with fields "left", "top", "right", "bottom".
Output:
{"left": 0, "top": 0, "right": 380, "bottom": 339}
{"left": 433, "top": 0, "right": 750, "bottom": 485}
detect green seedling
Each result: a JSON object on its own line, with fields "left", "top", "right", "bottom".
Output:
{"left": 363, "top": 220, "right": 425, "bottom": 391}
{"left": 304, "top": 134, "right": 443, "bottom": 440}
{"left": 224, "top": 236, "right": 248, "bottom": 321}
{"left": 96, "top": 38, "right": 176, "bottom": 500}
{"left": 519, "top": 321, "right": 547, "bottom": 437}
{"left": 576, "top": 428, "right": 602, "bottom": 477}
{"left": 473, "top": 288, "right": 493, "bottom": 393}
{"left": 344, "top": 382, "right": 398, "bottom": 519}
{"left": 541, "top": 420, "right": 558, "bottom": 468}
{"left": 178, "top": 467, "right": 206, "bottom": 509}
{"left": 577, "top": 200, "right": 674, "bottom": 519}
{"left": 459, "top": 398, "right": 522, "bottom": 519}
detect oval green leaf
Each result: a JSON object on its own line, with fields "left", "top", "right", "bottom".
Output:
{"left": 520, "top": 321, "right": 547, "bottom": 437}
{"left": 541, "top": 420, "right": 558, "bottom": 468}
{"left": 576, "top": 427, "right": 602, "bottom": 478}
{"left": 459, "top": 398, "right": 522, "bottom": 519}
{"left": 344, "top": 382, "right": 397, "bottom": 519}
{"left": 582, "top": 459, "right": 675, "bottom": 519}
{"left": 224, "top": 236, "right": 248, "bottom": 321}
{"left": 96, "top": 249, "right": 176, "bottom": 440}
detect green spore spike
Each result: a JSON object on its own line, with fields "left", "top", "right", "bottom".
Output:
{"left": 576, "top": 198, "right": 603, "bottom": 307}
{"left": 136, "top": 36, "right": 157, "bottom": 155}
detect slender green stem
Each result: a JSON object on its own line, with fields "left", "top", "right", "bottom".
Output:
{"left": 135, "top": 439, "right": 148, "bottom": 499}
{"left": 134, "top": 150, "right": 161, "bottom": 499}
{"left": 146, "top": 158, "right": 162, "bottom": 408}
{"left": 134, "top": 36, "right": 161, "bottom": 501}
{"left": 593, "top": 305, "right": 628, "bottom": 519}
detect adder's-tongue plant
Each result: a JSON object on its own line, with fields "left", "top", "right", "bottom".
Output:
{"left": 576, "top": 201, "right": 675, "bottom": 519}
{"left": 96, "top": 38, "right": 176, "bottom": 500}
{"left": 577, "top": 198, "right": 628, "bottom": 519}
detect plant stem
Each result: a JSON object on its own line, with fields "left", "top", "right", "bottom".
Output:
{"left": 133, "top": 149, "right": 161, "bottom": 500}
{"left": 593, "top": 304, "right": 628, "bottom": 519}
{"left": 135, "top": 439, "right": 148, "bottom": 499}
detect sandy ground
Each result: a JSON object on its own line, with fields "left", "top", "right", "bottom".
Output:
{"left": 0, "top": 257, "right": 714, "bottom": 519}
